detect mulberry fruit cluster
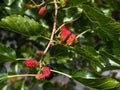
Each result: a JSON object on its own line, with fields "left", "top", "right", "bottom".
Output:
{"left": 25, "top": 59, "right": 39, "bottom": 68}
{"left": 36, "top": 66, "right": 51, "bottom": 80}
{"left": 60, "top": 25, "right": 76, "bottom": 45}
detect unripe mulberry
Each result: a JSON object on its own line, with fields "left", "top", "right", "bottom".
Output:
{"left": 24, "top": 4, "right": 33, "bottom": 8}
{"left": 25, "top": 59, "right": 39, "bottom": 68}
{"left": 36, "top": 50, "right": 43, "bottom": 56}
{"left": 36, "top": 66, "right": 52, "bottom": 80}
{"left": 36, "top": 73, "right": 45, "bottom": 80}
{"left": 60, "top": 25, "right": 71, "bottom": 43}
{"left": 66, "top": 34, "right": 76, "bottom": 45}
{"left": 38, "top": 6, "right": 46, "bottom": 16}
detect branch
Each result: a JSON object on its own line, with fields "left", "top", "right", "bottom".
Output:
{"left": 43, "top": 0, "right": 58, "bottom": 55}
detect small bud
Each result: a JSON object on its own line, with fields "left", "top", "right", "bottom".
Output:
{"left": 11, "top": 77, "right": 17, "bottom": 82}
{"left": 24, "top": 4, "right": 33, "bottom": 8}
{"left": 36, "top": 50, "right": 43, "bottom": 56}
{"left": 66, "top": 34, "right": 76, "bottom": 45}
{"left": 38, "top": 6, "right": 46, "bottom": 16}
{"left": 25, "top": 59, "right": 39, "bottom": 68}
{"left": 64, "top": 0, "right": 69, "bottom": 3}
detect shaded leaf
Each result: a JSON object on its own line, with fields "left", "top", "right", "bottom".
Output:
{"left": 0, "top": 65, "right": 7, "bottom": 82}
{"left": 98, "top": 50, "right": 120, "bottom": 72}
{"left": 43, "top": 82, "right": 58, "bottom": 90}
{"left": 104, "top": 0, "right": 120, "bottom": 10}
{"left": 82, "top": 5, "right": 120, "bottom": 56}
{"left": 0, "top": 65, "right": 7, "bottom": 78}
{"left": 74, "top": 46, "right": 105, "bottom": 68}
{"left": 0, "top": 44, "right": 16, "bottom": 63}
{"left": 4, "top": 0, "right": 26, "bottom": 15}
{"left": 72, "top": 69, "right": 120, "bottom": 90}
{"left": 3, "top": 0, "right": 15, "bottom": 6}
{"left": 82, "top": 5, "right": 112, "bottom": 25}
{"left": 99, "top": 50, "right": 120, "bottom": 65}
{"left": 63, "top": 7, "right": 82, "bottom": 23}
{"left": 50, "top": 44, "right": 69, "bottom": 57}
{"left": 0, "top": 15, "right": 44, "bottom": 36}
{"left": 67, "top": 0, "right": 91, "bottom": 7}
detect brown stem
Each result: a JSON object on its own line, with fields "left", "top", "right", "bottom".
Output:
{"left": 42, "top": 0, "right": 58, "bottom": 57}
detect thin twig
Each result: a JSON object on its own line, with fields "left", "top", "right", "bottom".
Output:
{"left": 55, "top": 24, "right": 64, "bottom": 34}
{"left": 43, "top": 0, "right": 58, "bottom": 56}
{"left": 31, "top": 0, "right": 36, "bottom": 5}
{"left": 76, "top": 29, "right": 91, "bottom": 39}
{"left": 0, "top": 74, "right": 36, "bottom": 81}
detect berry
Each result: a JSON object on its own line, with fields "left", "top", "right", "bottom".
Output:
{"left": 36, "top": 50, "right": 43, "bottom": 56}
{"left": 42, "top": 66, "right": 51, "bottom": 77}
{"left": 45, "top": 65, "right": 54, "bottom": 80}
{"left": 24, "top": 4, "right": 33, "bottom": 8}
{"left": 60, "top": 25, "right": 71, "bottom": 43}
{"left": 36, "top": 65, "right": 53, "bottom": 80}
{"left": 38, "top": 6, "right": 46, "bottom": 16}
{"left": 66, "top": 34, "right": 76, "bottom": 45}
{"left": 36, "top": 73, "right": 45, "bottom": 80}
{"left": 64, "top": 0, "right": 69, "bottom": 3}
{"left": 25, "top": 59, "right": 39, "bottom": 68}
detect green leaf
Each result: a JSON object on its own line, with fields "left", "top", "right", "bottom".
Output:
{"left": 63, "top": 7, "right": 82, "bottom": 23}
{"left": 103, "top": 22, "right": 120, "bottom": 55}
{"left": 3, "top": 0, "right": 15, "bottom": 6}
{"left": 104, "top": 0, "right": 120, "bottom": 10}
{"left": 0, "top": 65, "right": 7, "bottom": 78}
{"left": 98, "top": 50, "right": 120, "bottom": 72}
{"left": 67, "top": 0, "right": 91, "bottom": 7}
{"left": 0, "top": 65, "right": 7, "bottom": 82}
{"left": 43, "top": 82, "right": 58, "bottom": 90}
{"left": 0, "top": 44, "right": 16, "bottom": 63}
{"left": 72, "top": 69, "right": 120, "bottom": 89}
{"left": 82, "top": 5, "right": 120, "bottom": 56}
{"left": 99, "top": 50, "right": 120, "bottom": 65}
{"left": 59, "top": 0, "right": 66, "bottom": 7}
{"left": 82, "top": 5, "right": 112, "bottom": 25}
{"left": 4, "top": 0, "right": 26, "bottom": 15}
{"left": 72, "top": 68, "right": 100, "bottom": 78}
{"left": 50, "top": 44, "right": 69, "bottom": 57}
{"left": 0, "top": 15, "right": 44, "bottom": 36}
{"left": 74, "top": 46, "right": 105, "bottom": 68}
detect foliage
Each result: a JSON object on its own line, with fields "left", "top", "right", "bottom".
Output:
{"left": 0, "top": 0, "right": 120, "bottom": 90}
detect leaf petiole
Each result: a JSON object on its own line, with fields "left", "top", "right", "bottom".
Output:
{"left": 51, "top": 69, "right": 72, "bottom": 78}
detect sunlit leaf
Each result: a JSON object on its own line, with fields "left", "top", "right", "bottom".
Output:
{"left": 72, "top": 69, "right": 120, "bottom": 89}
{"left": 0, "top": 15, "right": 44, "bottom": 36}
